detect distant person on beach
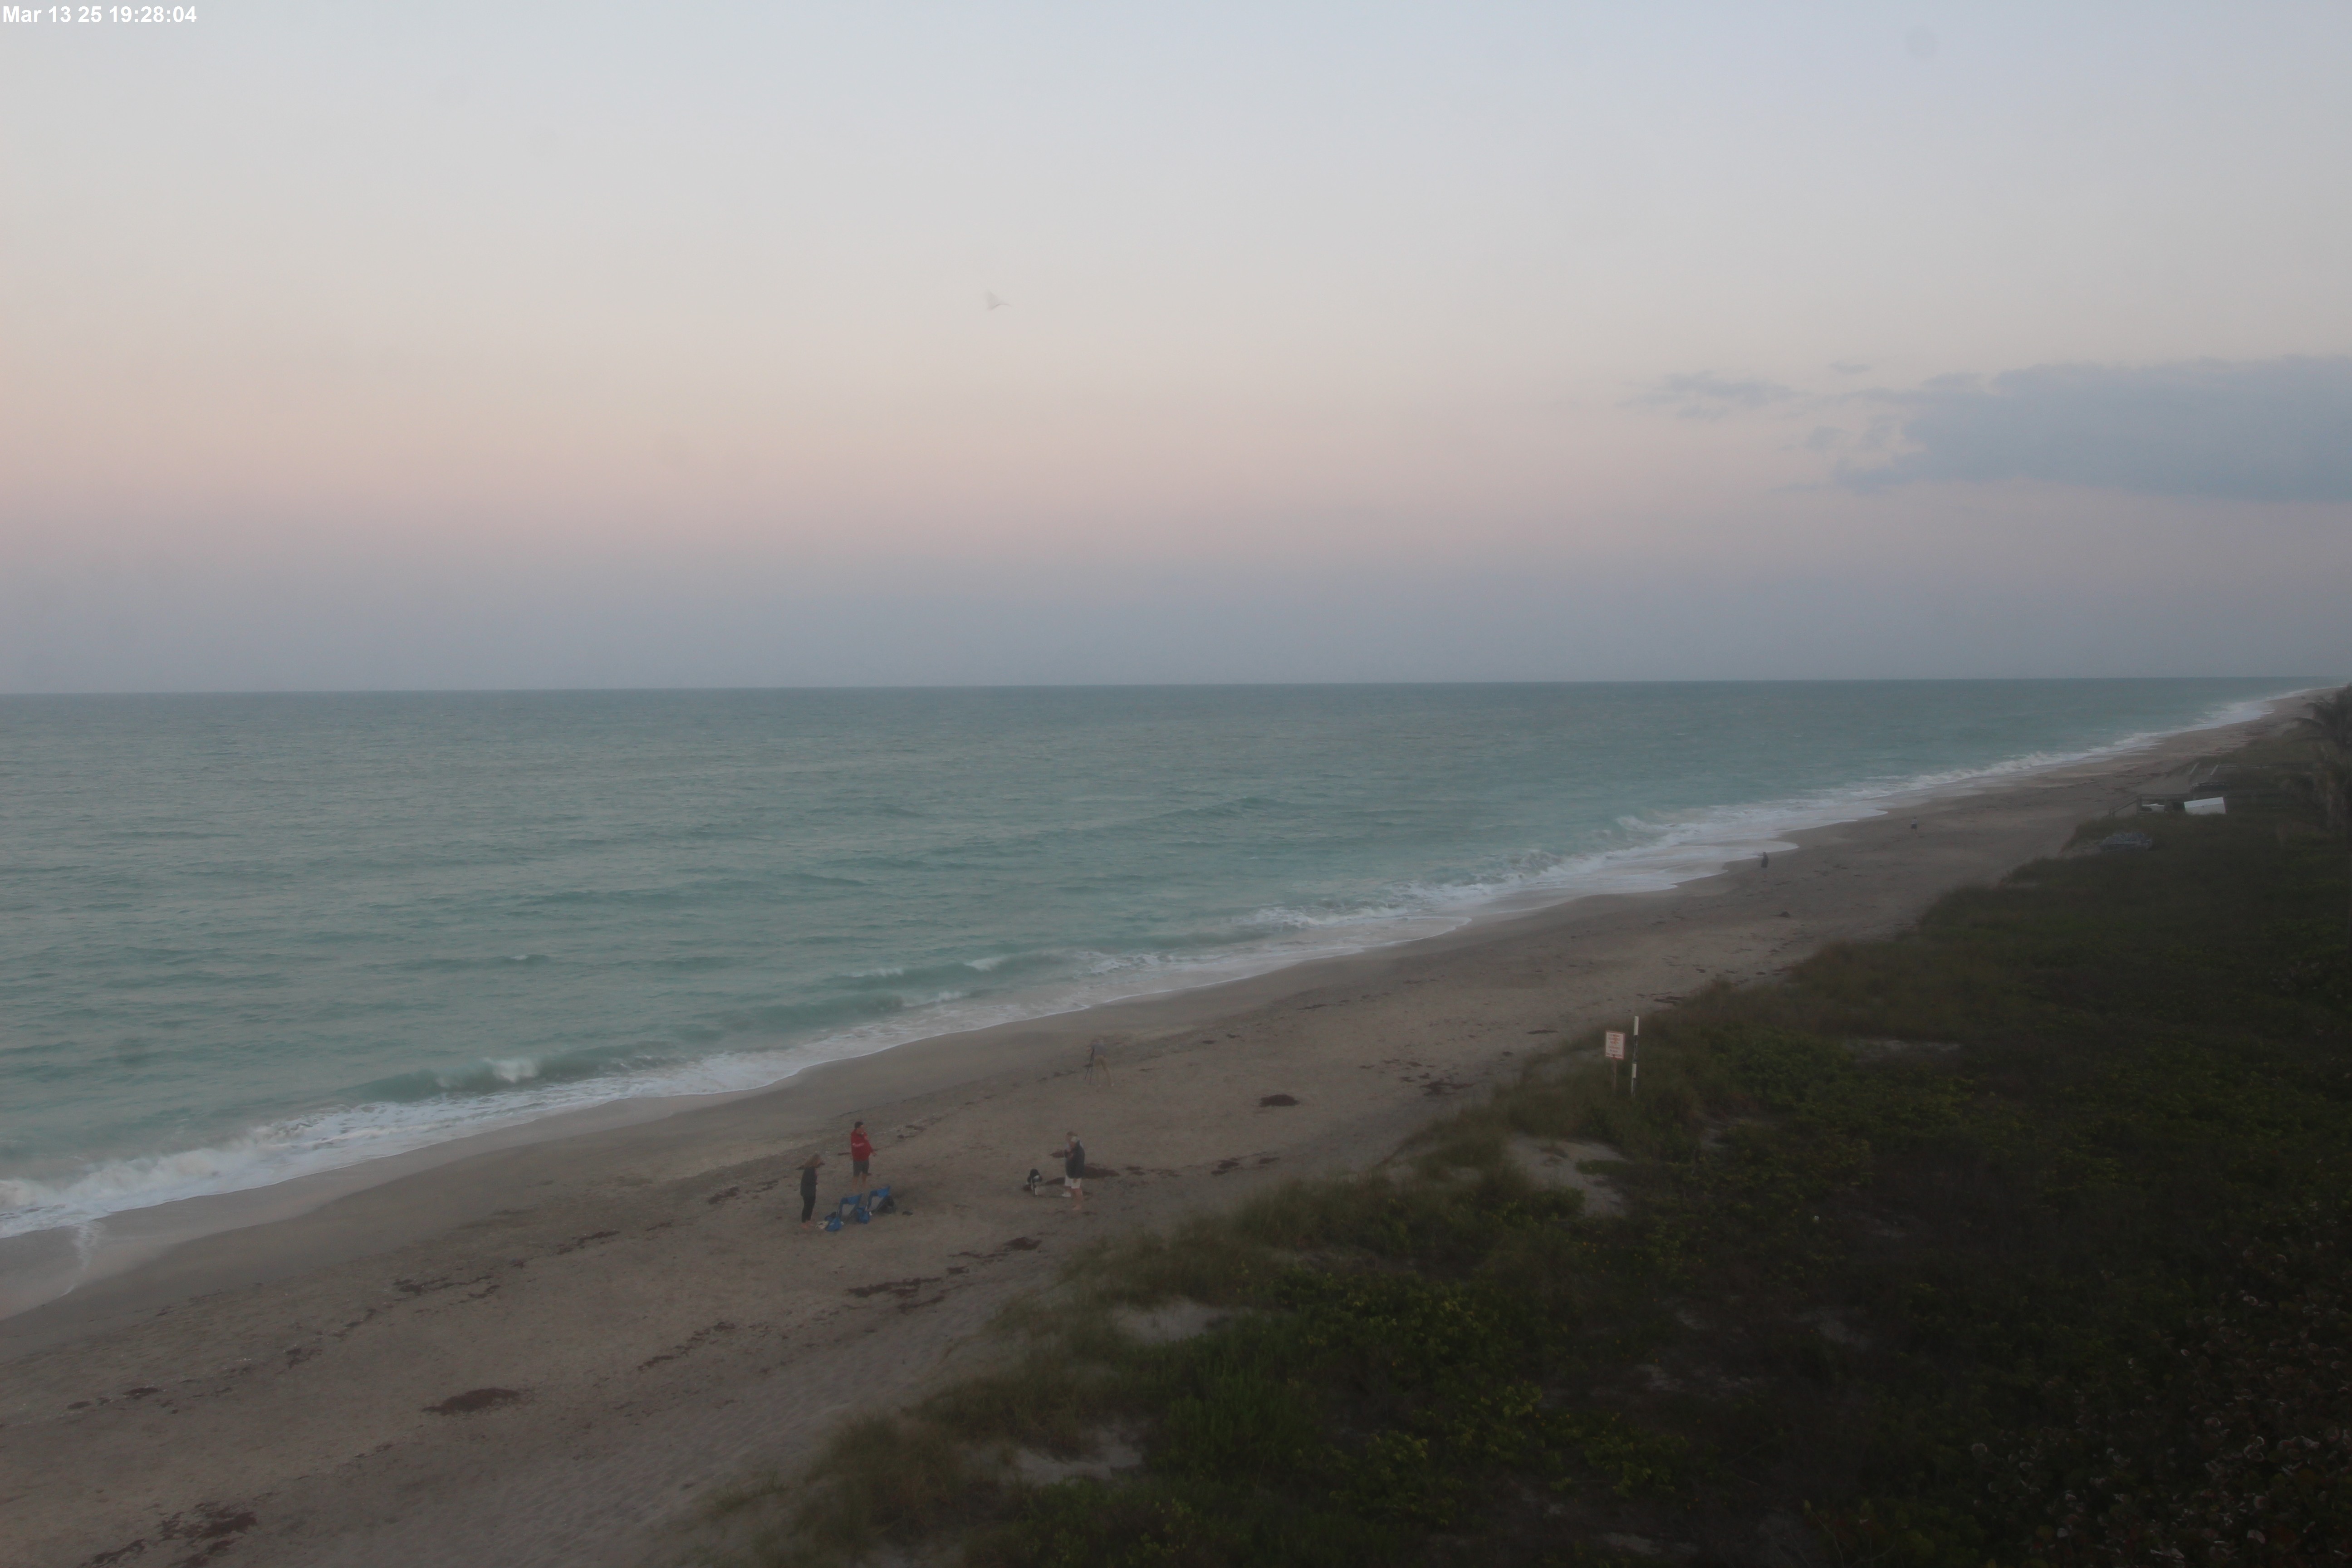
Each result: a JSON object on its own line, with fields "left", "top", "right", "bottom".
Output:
{"left": 1057, "top": 1131, "right": 1086, "bottom": 1205}
{"left": 1085, "top": 1037, "right": 1111, "bottom": 1084}
{"left": 848, "top": 1121, "right": 874, "bottom": 1183}
{"left": 798, "top": 1153, "right": 825, "bottom": 1228}
{"left": 1760, "top": 852, "right": 1769, "bottom": 870}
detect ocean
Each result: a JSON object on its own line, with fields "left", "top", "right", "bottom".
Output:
{"left": 0, "top": 679, "right": 2306, "bottom": 1241}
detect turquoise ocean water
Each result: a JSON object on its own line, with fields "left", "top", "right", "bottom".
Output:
{"left": 0, "top": 680, "right": 2308, "bottom": 1240}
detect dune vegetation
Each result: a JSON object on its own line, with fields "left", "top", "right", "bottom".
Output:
{"left": 694, "top": 701, "right": 2352, "bottom": 1568}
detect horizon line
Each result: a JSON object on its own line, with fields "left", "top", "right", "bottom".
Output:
{"left": 0, "top": 675, "right": 2328, "bottom": 701}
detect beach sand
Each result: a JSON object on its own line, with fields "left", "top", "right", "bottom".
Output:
{"left": 0, "top": 708, "right": 2294, "bottom": 1568}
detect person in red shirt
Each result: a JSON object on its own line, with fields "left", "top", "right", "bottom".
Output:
{"left": 847, "top": 1121, "right": 874, "bottom": 1184}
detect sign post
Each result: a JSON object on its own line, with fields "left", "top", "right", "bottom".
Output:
{"left": 1604, "top": 1030, "right": 1625, "bottom": 1093}
{"left": 1631, "top": 1014, "right": 1641, "bottom": 1098}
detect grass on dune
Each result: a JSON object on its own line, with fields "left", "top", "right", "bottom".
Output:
{"left": 691, "top": 724, "right": 2352, "bottom": 1568}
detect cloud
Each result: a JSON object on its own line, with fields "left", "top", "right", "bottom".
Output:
{"left": 1626, "top": 372, "right": 1796, "bottom": 421}
{"left": 1838, "top": 357, "right": 2352, "bottom": 502}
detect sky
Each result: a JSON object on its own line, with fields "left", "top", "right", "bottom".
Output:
{"left": 3, "top": 1, "right": 2347, "bottom": 691}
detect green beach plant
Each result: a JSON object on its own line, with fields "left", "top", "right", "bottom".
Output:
{"left": 2297, "top": 685, "right": 2352, "bottom": 958}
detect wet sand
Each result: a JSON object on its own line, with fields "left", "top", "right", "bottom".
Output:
{"left": 0, "top": 707, "right": 2294, "bottom": 1568}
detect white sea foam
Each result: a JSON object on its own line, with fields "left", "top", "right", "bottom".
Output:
{"left": 0, "top": 686, "right": 2310, "bottom": 1243}
{"left": 1231, "top": 686, "right": 2305, "bottom": 935}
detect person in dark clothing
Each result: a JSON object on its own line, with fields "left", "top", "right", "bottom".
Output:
{"left": 799, "top": 1152, "right": 825, "bottom": 1228}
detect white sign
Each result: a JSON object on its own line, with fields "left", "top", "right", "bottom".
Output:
{"left": 1604, "top": 1031, "right": 1626, "bottom": 1060}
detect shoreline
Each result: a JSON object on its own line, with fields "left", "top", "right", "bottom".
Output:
{"left": 0, "top": 687, "right": 2306, "bottom": 1303}
{"left": 0, "top": 699, "right": 2310, "bottom": 1568}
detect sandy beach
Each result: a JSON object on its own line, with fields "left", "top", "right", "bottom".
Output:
{"left": 0, "top": 706, "right": 2298, "bottom": 1568}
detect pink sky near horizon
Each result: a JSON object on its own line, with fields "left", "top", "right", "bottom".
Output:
{"left": 4, "top": 2, "right": 2349, "bottom": 689}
